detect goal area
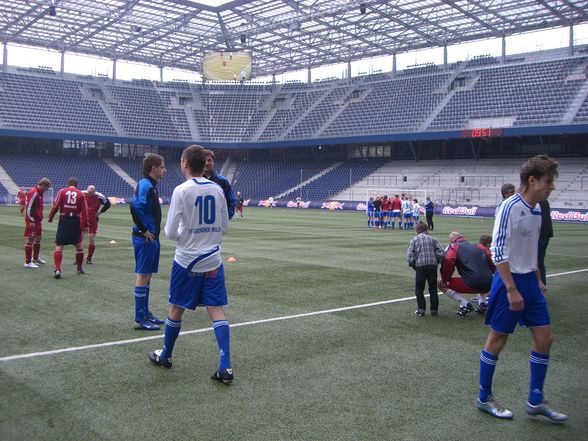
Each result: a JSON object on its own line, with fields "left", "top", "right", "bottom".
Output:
{"left": 366, "top": 188, "right": 429, "bottom": 205}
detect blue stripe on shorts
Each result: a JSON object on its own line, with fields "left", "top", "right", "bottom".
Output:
{"left": 132, "top": 235, "right": 160, "bottom": 275}
{"left": 168, "top": 261, "right": 227, "bottom": 310}
{"left": 485, "top": 271, "right": 550, "bottom": 334}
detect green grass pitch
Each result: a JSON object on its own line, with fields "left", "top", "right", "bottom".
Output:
{"left": 1, "top": 205, "right": 587, "bottom": 441}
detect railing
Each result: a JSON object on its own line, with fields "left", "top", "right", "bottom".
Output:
{"left": 440, "top": 188, "right": 481, "bottom": 205}
{"left": 364, "top": 175, "right": 399, "bottom": 186}
{"left": 460, "top": 175, "right": 504, "bottom": 187}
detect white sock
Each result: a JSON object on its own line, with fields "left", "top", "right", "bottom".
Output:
{"left": 445, "top": 289, "right": 469, "bottom": 307}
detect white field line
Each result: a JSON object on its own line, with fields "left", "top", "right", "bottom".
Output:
{"left": 1, "top": 268, "right": 586, "bottom": 363}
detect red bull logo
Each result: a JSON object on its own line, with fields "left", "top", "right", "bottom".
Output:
{"left": 442, "top": 206, "right": 479, "bottom": 216}
{"left": 551, "top": 210, "right": 588, "bottom": 222}
{"left": 287, "top": 200, "right": 310, "bottom": 208}
{"left": 243, "top": 199, "right": 251, "bottom": 206}
{"left": 321, "top": 201, "right": 344, "bottom": 210}
{"left": 108, "top": 196, "right": 127, "bottom": 205}
{"left": 258, "top": 199, "right": 277, "bottom": 208}
{"left": 356, "top": 203, "right": 367, "bottom": 211}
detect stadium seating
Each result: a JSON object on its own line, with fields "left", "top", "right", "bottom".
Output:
{"left": 0, "top": 48, "right": 586, "bottom": 142}
{"left": 430, "top": 58, "right": 586, "bottom": 130}
{"left": 0, "top": 154, "right": 133, "bottom": 198}
{"left": 114, "top": 157, "right": 185, "bottom": 198}
{"left": 282, "top": 159, "right": 386, "bottom": 201}
{"left": 345, "top": 158, "right": 587, "bottom": 208}
{"left": 0, "top": 71, "right": 115, "bottom": 134}
{"left": 231, "top": 161, "right": 333, "bottom": 199}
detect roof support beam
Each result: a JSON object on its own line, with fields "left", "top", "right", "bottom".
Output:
{"left": 62, "top": 0, "right": 141, "bottom": 50}
{"left": 370, "top": 7, "right": 445, "bottom": 46}
{"left": 217, "top": 13, "right": 235, "bottom": 51}
{"left": 117, "top": 10, "right": 202, "bottom": 57}
{"left": 441, "top": 0, "right": 501, "bottom": 37}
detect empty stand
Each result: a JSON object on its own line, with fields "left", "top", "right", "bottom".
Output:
{"left": 0, "top": 49, "right": 586, "bottom": 142}
{"left": 0, "top": 154, "right": 134, "bottom": 198}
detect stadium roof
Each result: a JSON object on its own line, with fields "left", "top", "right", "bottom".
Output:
{"left": 0, "top": 0, "right": 587, "bottom": 77}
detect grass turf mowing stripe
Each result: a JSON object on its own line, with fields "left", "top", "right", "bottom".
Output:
{"left": 1, "top": 267, "right": 586, "bottom": 363}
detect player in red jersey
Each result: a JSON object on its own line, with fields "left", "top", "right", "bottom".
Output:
{"left": 381, "top": 195, "right": 392, "bottom": 228}
{"left": 17, "top": 187, "right": 27, "bottom": 216}
{"left": 23, "top": 178, "right": 52, "bottom": 268}
{"left": 48, "top": 177, "right": 89, "bottom": 279}
{"left": 82, "top": 185, "right": 111, "bottom": 264}
{"left": 390, "top": 194, "right": 402, "bottom": 229}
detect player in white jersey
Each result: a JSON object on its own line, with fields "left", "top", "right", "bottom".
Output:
{"left": 476, "top": 154, "right": 566, "bottom": 422}
{"left": 401, "top": 196, "right": 412, "bottom": 229}
{"left": 412, "top": 199, "right": 421, "bottom": 225}
{"left": 148, "top": 145, "right": 234, "bottom": 383}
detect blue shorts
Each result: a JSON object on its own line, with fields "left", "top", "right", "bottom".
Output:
{"left": 132, "top": 235, "right": 160, "bottom": 275}
{"left": 403, "top": 213, "right": 412, "bottom": 219}
{"left": 168, "top": 261, "right": 227, "bottom": 310}
{"left": 392, "top": 211, "right": 400, "bottom": 218}
{"left": 485, "top": 271, "right": 550, "bottom": 334}
{"left": 55, "top": 216, "right": 82, "bottom": 246}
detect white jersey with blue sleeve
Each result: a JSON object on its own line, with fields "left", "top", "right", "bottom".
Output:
{"left": 491, "top": 193, "right": 541, "bottom": 274}
{"left": 165, "top": 177, "right": 229, "bottom": 273}
{"left": 402, "top": 200, "right": 412, "bottom": 214}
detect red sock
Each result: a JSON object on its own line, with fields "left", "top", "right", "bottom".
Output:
{"left": 76, "top": 251, "right": 84, "bottom": 270}
{"left": 25, "top": 245, "right": 33, "bottom": 263}
{"left": 54, "top": 249, "right": 63, "bottom": 271}
{"left": 33, "top": 243, "right": 41, "bottom": 260}
{"left": 88, "top": 243, "right": 96, "bottom": 260}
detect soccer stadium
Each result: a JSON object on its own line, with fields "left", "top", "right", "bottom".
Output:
{"left": 1, "top": 1, "right": 587, "bottom": 440}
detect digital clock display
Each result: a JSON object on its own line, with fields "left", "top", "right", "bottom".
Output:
{"left": 460, "top": 128, "right": 504, "bottom": 138}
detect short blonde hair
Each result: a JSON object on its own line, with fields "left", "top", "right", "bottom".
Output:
{"left": 448, "top": 231, "right": 463, "bottom": 243}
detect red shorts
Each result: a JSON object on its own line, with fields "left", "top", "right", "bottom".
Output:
{"left": 87, "top": 218, "right": 98, "bottom": 235}
{"left": 24, "top": 220, "right": 43, "bottom": 238}
{"left": 445, "top": 277, "right": 478, "bottom": 294}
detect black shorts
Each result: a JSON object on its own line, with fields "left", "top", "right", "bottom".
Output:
{"left": 55, "top": 216, "right": 82, "bottom": 246}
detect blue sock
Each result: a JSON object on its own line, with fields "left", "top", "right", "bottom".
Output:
{"left": 391, "top": 221, "right": 395, "bottom": 229}
{"left": 479, "top": 350, "right": 498, "bottom": 402}
{"left": 213, "top": 320, "right": 231, "bottom": 371}
{"left": 144, "top": 285, "right": 151, "bottom": 314}
{"left": 160, "top": 317, "right": 182, "bottom": 359}
{"left": 529, "top": 351, "right": 549, "bottom": 405}
{"left": 134, "top": 286, "right": 148, "bottom": 322}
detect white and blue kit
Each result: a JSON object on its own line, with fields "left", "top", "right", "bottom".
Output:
{"left": 487, "top": 193, "right": 549, "bottom": 333}
{"left": 165, "top": 177, "right": 229, "bottom": 309}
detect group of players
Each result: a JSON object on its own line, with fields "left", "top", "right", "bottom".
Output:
{"left": 406, "top": 154, "right": 566, "bottom": 423}
{"left": 16, "top": 151, "right": 567, "bottom": 419}
{"left": 19, "top": 146, "right": 237, "bottom": 384}
{"left": 367, "top": 194, "right": 435, "bottom": 230}
{"left": 128, "top": 147, "right": 236, "bottom": 383}
{"left": 20, "top": 179, "right": 111, "bottom": 278}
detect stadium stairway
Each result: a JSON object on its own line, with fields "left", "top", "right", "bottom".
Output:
{"left": 561, "top": 77, "right": 588, "bottom": 124}
{"left": 275, "top": 162, "right": 343, "bottom": 199}
{"left": 102, "top": 158, "right": 137, "bottom": 188}
{"left": 221, "top": 156, "right": 238, "bottom": 183}
{"left": 183, "top": 107, "right": 200, "bottom": 139}
{"left": 0, "top": 163, "right": 19, "bottom": 194}
{"left": 96, "top": 99, "right": 125, "bottom": 135}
